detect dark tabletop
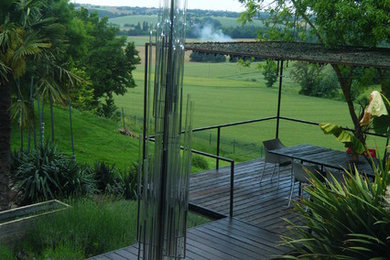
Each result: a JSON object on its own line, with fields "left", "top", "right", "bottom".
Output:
{"left": 269, "top": 144, "right": 376, "bottom": 177}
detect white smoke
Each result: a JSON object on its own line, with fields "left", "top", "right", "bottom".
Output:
{"left": 198, "top": 24, "right": 233, "bottom": 42}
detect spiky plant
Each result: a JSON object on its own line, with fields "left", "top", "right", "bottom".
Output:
{"left": 283, "top": 160, "right": 390, "bottom": 259}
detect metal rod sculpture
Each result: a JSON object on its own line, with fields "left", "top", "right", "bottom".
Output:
{"left": 138, "top": 0, "right": 191, "bottom": 259}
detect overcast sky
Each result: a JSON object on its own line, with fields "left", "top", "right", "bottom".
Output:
{"left": 72, "top": 0, "right": 247, "bottom": 12}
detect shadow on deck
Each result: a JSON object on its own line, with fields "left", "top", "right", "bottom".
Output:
{"left": 90, "top": 159, "right": 299, "bottom": 259}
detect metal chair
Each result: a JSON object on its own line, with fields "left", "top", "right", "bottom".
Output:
{"left": 288, "top": 161, "right": 320, "bottom": 207}
{"left": 324, "top": 167, "right": 346, "bottom": 186}
{"left": 260, "top": 138, "right": 291, "bottom": 185}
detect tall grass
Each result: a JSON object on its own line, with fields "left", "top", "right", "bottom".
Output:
{"left": 19, "top": 198, "right": 138, "bottom": 258}
{"left": 5, "top": 199, "right": 210, "bottom": 259}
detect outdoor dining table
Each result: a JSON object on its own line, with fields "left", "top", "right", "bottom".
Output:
{"left": 269, "top": 144, "right": 376, "bottom": 178}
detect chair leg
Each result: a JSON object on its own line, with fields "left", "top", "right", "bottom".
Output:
{"left": 260, "top": 162, "right": 266, "bottom": 184}
{"left": 277, "top": 164, "right": 281, "bottom": 187}
{"left": 298, "top": 182, "right": 302, "bottom": 197}
{"left": 271, "top": 164, "right": 276, "bottom": 181}
{"left": 288, "top": 179, "right": 295, "bottom": 207}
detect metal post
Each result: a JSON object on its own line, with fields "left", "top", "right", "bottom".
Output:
{"left": 216, "top": 127, "right": 221, "bottom": 170}
{"left": 142, "top": 43, "right": 149, "bottom": 161}
{"left": 68, "top": 102, "right": 75, "bottom": 160}
{"left": 229, "top": 161, "right": 235, "bottom": 217}
{"left": 276, "top": 60, "right": 284, "bottom": 139}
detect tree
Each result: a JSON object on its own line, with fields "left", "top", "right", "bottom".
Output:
{"left": 239, "top": 0, "right": 390, "bottom": 146}
{"left": 290, "top": 62, "right": 323, "bottom": 95}
{"left": 0, "top": 0, "right": 53, "bottom": 210}
{"left": 75, "top": 9, "right": 140, "bottom": 117}
{"left": 262, "top": 59, "right": 278, "bottom": 87}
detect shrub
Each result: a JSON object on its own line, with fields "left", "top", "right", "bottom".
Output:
{"left": 192, "top": 155, "right": 209, "bottom": 170}
{"left": 122, "top": 163, "right": 138, "bottom": 200}
{"left": 92, "top": 161, "right": 138, "bottom": 200}
{"left": 92, "top": 161, "right": 118, "bottom": 192}
{"left": 10, "top": 144, "right": 96, "bottom": 205}
{"left": 283, "top": 160, "right": 390, "bottom": 258}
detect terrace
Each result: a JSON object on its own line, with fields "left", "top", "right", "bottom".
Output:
{"left": 92, "top": 42, "right": 390, "bottom": 259}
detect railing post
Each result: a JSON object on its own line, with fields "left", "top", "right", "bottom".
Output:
{"left": 216, "top": 127, "right": 221, "bottom": 170}
{"left": 276, "top": 60, "right": 284, "bottom": 139}
{"left": 229, "top": 161, "right": 234, "bottom": 217}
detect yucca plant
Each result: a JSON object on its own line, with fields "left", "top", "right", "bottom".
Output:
{"left": 283, "top": 158, "right": 390, "bottom": 259}
{"left": 10, "top": 144, "right": 96, "bottom": 205}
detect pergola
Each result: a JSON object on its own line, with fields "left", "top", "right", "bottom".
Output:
{"left": 97, "top": 41, "right": 390, "bottom": 260}
{"left": 185, "top": 41, "right": 390, "bottom": 141}
{"left": 180, "top": 41, "right": 390, "bottom": 216}
{"left": 142, "top": 41, "right": 390, "bottom": 217}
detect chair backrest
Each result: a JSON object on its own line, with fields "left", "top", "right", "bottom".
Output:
{"left": 325, "top": 168, "right": 346, "bottom": 186}
{"left": 292, "top": 161, "right": 319, "bottom": 183}
{"left": 263, "top": 138, "right": 284, "bottom": 151}
{"left": 263, "top": 139, "right": 289, "bottom": 164}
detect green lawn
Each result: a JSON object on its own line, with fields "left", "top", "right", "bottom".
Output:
{"left": 116, "top": 61, "right": 386, "bottom": 162}
{"left": 11, "top": 105, "right": 139, "bottom": 170}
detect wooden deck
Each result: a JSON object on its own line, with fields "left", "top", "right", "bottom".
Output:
{"left": 90, "top": 159, "right": 299, "bottom": 259}
{"left": 190, "top": 159, "right": 299, "bottom": 233}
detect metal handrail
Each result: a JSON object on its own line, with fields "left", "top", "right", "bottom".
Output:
{"left": 279, "top": 116, "right": 388, "bottom": 138}
{"left": 145, "top": 138, "right": 236, "bottom": 217}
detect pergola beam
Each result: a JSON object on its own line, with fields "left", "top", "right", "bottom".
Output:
{"left": 185, "top": 41, "right": 390, "bottom": 69}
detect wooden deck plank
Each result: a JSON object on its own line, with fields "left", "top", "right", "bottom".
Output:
{"left": 90, "top": 159, "right": 298, "bottom": 259}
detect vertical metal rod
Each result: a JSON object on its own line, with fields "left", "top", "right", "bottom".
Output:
{"left": 37, "top": 97, "right": 43, "bottom": 148}
{"left": 229, "top": 161, "right": 235, "bottom": 217}
{"left": 138, "top": 42, "right": 149, "bottom": 256}
{"left": 49, "top": 95, "right": 55, "bottom": 145}
{"left": 121, "top": 107, "right": 126, "bottom": 129}
{"left": 216, "top": 127, "right": 221, "bottom": 170}
{"left": 68, "top": 102, "right": 75, "bottom": 161}
{"left": 30, "top": 77, "right": 37, "bottom": 153}
{"left": 157, "top": 1, "right": 176, "bottom": 257}
{"left": 143, "top": 43, "right": 149, "bottom": 162}
{"left": 276, "top": 60, "right": 284, "bottom": 139}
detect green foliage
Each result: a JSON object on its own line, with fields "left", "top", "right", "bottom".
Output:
{"left": 42, "top": 241, "right": 84, "bottom": 260}
{"left": 319, "top": 123, "right": 365, "bottom": 154}
{"left": 261, "top": 59, "right": 278, "bottom": 88}
{"left": 291, "top": 62, "right": 323, "bottom": 96}
{"left": 69, "top": 67, "right": 95, "bottom": 113}
{"left": 74, "top": 8, "right": 141, "bottom": 117}
{"left": 192, "top": 155, "right": 209, "bottom": 170}
{"left": 0, "top": 244, "right": 14, "bottom": 260}
{"left": 283, "top": 163, "right": 390, "bottom": 258}
{"left": 291, "top": 63, "right": 340, "bottom": 98}
{"left": 10, "top": 144, "right": 96, "bottom": 205}
{"left": 121, "top": 163, "right": 138, "bottom": 200}
{"left": 92, "top": 161, "right": 118, "bottom": 192}
{"left": 91, "top": 161, "right": 137, "bottom": 199}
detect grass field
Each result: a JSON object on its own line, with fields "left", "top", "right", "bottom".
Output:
{"left": 116, "top": 59, "right": 386, "bottom": 163}
{"left": 109, "top": 15, "right": 158, "bottom": 28}
{"left": 11, "top": 105, "right": 140, "bottom": 170}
